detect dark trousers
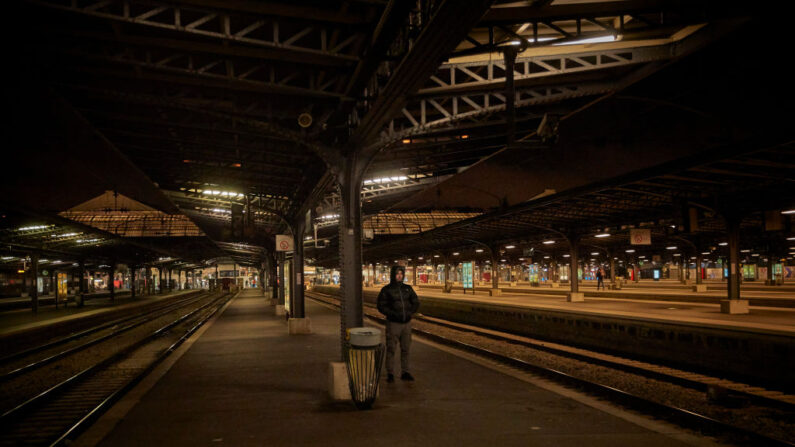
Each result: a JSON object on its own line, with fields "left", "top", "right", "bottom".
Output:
{"left": 386, "top": 320, "right": 412, "bottom": 375}
{"left": 597, "top": 278, "right": 604, "bottom": 290}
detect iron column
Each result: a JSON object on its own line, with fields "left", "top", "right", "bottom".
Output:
{"left": 338, "top": 166, "right": 364, "bottom": 345}
{"left": 131, "top": 266, "right": 136, "bottom": 298}
{"left": 31, "top": 253, "right": 39, "bottom": 313}
{"left": 696, "top": 253, "right": 704, "bottom": 285}
{"left": 569, "top": 238, "right": 580, "bottom": 294}
{"left": 278, "top": 253, "right": 285, "bottom": 305}
{"left": 108, "top": 262, "right": 115, "bottom": 301}
{"left": 727, "top": 218, "right": 741, "bottom": 301}
{"left": 292, "top": 219, "right": 306, "bottom": 319}
{"left": 490, "top": 247, "right": 499, "bottom": 290}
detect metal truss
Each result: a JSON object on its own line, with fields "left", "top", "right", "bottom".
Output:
{"left": 60, "top": 211, "right": 205, "bottom": 237}
{"left": 63, "top": 46, "right": 347, "bottom": 98}
{"left": 381, "top": 81, "right": 615, "bottom": 142}
{"left": 183, "top": 208, "right": 282, "bottom": 231}
{"left": 30, "top": 0, "right": 361, "bottom": 64}
{"left": 378, "top": 43, "right": 677, "bottom": 142}
{"left": 346, "top": 0, "right": 474, "bottom": 139}
{"left": 418, "top": 45, "right": 671, "bottom": 97}
{"left": 360, "top": 175, "right": 448, "bottom": 201}
{"left": 466, "top": 0, "right": 726, "bottom": 57}
{"left": 363, "top": 212, "right": 483, "bottom": 235}
{"left": 314, "top": 174, "right": 451, "bottom": 221}
{"left": 165, "top": 190, "right": 290, "bottom": 215}
{"left": 62, "top": 85, "right": 332, "bottom": 161}
{"left": 0, "top": 225, "right": 101, "bottom": 250}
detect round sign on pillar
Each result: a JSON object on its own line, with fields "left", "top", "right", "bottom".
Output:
{"left": 276, "top": 234, "right": 293, "bottom": 252}
{"left": 630, "top": 229, "right": 651, "bottom": 245}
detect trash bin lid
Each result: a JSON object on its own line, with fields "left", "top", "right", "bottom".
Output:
{"left": 349, "top": 327, "right": 381, "bottom": 347}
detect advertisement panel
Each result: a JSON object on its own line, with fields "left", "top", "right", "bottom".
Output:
{"left": 57, "top": 272, "right": 68, "bottom": 301}
{"left": 284, "top": 262, "right": 291, "bottom": 312}
{"left": 462, "top": 262, "right": 473, "bottom": 289}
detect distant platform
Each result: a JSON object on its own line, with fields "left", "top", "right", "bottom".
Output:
{"left": 314, "top": 285, "right": 795, "bottom": 388}
{"left": 415, "top": 281, "right": 795, "bottom": 308}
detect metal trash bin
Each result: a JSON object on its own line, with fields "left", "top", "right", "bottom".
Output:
{"left": 344, "top": 327, "right": 385, "bottom": 410}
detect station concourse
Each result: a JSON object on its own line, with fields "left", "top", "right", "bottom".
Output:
{"left": 1, "top": 1, "right": 794, "bottom": 446}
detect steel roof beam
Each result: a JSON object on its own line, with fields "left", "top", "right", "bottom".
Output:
{"left": 104, "top": 132, "right": 308, "bottom": 169}
{"left": 58, "top": 47, "right": 348, "bottom": 99}
{"left": 383, "top": 80, "right": 614, "bottom": 143}
{"left": 120, "top": 151, "right": 301, "bottom": 183}
{"left": 354, "top": 137, "right": 794, "bottom": 261}
{"left": 173, "top": 0, "right": 371, "bottom": 25}
{"left": 350, "top": 0, "right": 497, "bottom": 154}
{"left": 481, "top": 1, "right": 701, "bottom": 24}
{"left": 28, "top": 0, "right": 362, "bottom": 63}
{"left": 417, "top": 45, "right": 671, "bottom": 98}
{"left": 61, "top": 85, "right": 335, "bottom": 163}
{"left": 81, "top": 112, "right": 304, "bottom": 144}
{"left": 43, "top": 28, "right": 356, "bottom": 68}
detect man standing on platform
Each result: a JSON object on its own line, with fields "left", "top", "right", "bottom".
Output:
{"left": 377, "top": 265, "right": 420, "bottom": 383}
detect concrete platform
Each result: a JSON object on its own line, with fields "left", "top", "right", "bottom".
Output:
{"left": 415, "top": 282, "right": 795, "bottom": 308}
{"left": 400, "top": 286, "right": 795, "bottom": 332}
{"left": 79, "top": 289, "right": 714, "bottom": 447}
{"left": 0, "top": 290, "right": 132, "bottom": 312}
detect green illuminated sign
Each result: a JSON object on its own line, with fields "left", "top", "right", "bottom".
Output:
{"left": 462, "top": 262, "right": 473, "bottom": 289}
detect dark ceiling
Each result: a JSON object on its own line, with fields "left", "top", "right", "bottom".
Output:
{"left": 2, "top": 1, "right": 791, "bottom": 269}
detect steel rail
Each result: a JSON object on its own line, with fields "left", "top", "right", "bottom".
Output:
{"left": 50, "top": 291, "right": 237, "bottom": 446}
{"left": 0, "top": 292, "right": 230, "bottom": 425}
{"left": 0, "top": 291, "right": 208, "bottom": 379}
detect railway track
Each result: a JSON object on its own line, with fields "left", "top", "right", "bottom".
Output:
{"left": 307, "top": 290, "right": 794, "bottom": 447}
{"left": 0, "top": 290, "right": 208, "bottom": 381}
{"left": 0, "top": 290, "right": 235, "bottom": 446}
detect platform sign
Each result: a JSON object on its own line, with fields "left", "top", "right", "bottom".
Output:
{"left": 528, "top": 264, "right": 539, "bottom": 283}
{"left": 57, "top": 272, "right": 67, "bottom": 297}
{"left": 630, "top": 229, "right": 651, "bottom": 245}
{"left": 276, "top": 234, "right": 293, "bottom": 252}
{"left": 462, "top": 262, "right": 473, "bottom": 290}
{"left": 284, "top": 262, "right": 291, "bottom": 312}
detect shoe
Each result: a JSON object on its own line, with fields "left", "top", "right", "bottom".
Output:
{"left": 400, "top": 372, "right": 414, "bottom": 381}
{"left": 386, "top": 373, "right": 394, "bottom": 383}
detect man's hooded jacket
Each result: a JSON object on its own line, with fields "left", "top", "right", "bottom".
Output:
{"left": 377, "top": 265, "right": 420, "bottom": 323}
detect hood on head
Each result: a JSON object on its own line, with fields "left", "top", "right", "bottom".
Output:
{"left": 390, "top": 265, "right": 406, "bottom": 284}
